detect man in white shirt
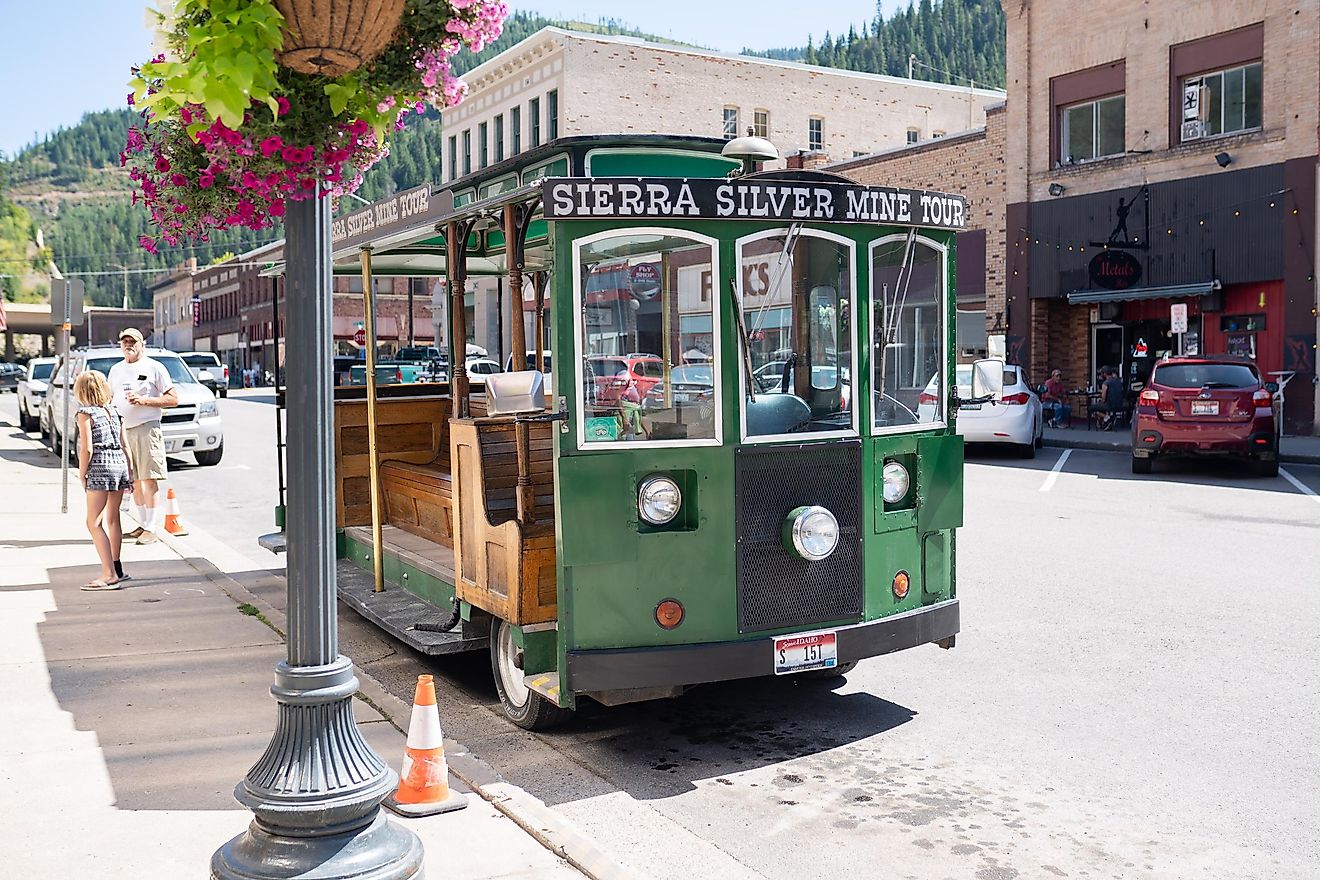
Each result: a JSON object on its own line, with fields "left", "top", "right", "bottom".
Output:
{"left": 107, "top": 329, "right": 178, "bottom": 544}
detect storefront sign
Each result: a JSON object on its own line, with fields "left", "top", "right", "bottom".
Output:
{"left": 1088, "top": 249, "right": 1142, "bottom": 290}
{"left": 629, "top": 263, "right": 661, "bottom": 299}
{"left": 542, "top": 178, "right": 967, "bottom": 229}
{"left": 331, "top": 184, "right": 454, "bottom": 253}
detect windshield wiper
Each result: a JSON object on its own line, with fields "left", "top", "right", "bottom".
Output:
{"left": 728, "top": 278, "right": 758, "bottom": 402}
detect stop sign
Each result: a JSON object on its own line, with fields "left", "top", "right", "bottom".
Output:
{"left": 353, "top": 327, "right": 366, "bottom": 347}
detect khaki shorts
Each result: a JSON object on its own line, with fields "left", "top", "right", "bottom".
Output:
{"left": 124, "top": 422, "right": 169, "bottom": 481}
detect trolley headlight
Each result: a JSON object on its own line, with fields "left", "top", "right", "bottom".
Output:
{"left": 882, "top": 461, "right": 910, "bottom": 504}
{"left": 783, "top": 505, "right": 840, "bottom": 562}
{"left": 638, "top": 475, "right": 681, "bottom": 525}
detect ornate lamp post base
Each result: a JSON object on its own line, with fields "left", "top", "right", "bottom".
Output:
{"left": 212, "top": 811, "right": 423, "bottom": 880}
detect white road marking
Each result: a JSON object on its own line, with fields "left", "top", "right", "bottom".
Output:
{"left": 1039, "top": 448, "right": 1073, "bottom": 493}
{"left": 1279, "top": 468, "right": 1320, "bottom": 504}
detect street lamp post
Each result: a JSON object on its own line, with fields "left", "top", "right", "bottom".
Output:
{"left": 211, "top": 195, "right": 423, "bottom": 879}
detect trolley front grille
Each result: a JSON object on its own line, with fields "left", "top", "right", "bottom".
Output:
{"left": 734, "top": 441, "right": 863, "bottom": 633}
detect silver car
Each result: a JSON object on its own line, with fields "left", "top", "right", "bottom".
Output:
{"left": 42, "top": 347, "right": 225, "bottom": 467}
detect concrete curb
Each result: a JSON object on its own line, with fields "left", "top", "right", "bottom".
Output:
{"left": 151, "top": 527, "right": 634, "bottom": 880}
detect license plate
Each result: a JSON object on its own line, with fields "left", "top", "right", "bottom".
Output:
{"left": 1191, "top": 401, "right": 1220, "bottom": 415}
{"left": 773, "top": 630, "right": 838, "bottom": 675}
{"left": 960, "top": 403, "right": 982, "bottom": 411}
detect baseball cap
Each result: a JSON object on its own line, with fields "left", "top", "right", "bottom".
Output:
{"left": 119, "top": 328, "right": 144, "bottom": 344}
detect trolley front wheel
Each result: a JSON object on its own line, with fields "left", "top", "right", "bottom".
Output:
{"left": 490, "top": 618, "right": 572, "bottom": 731}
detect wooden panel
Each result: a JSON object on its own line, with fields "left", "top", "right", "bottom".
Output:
{"left": 333, "top": 395, "right": 450, "bottom": 528}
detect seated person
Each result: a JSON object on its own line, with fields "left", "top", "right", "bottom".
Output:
{"left": 1088, "top": 369, "right": 1126, "bottom": 427}
{"left": 1042, "top": 369, "right": 1070, "bottom": 428}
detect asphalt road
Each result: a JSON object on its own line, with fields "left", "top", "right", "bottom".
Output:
{"left": 7, "top": 387, "right": 1318, "bottom": 879}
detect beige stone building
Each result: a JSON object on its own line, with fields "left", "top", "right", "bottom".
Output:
{"left": 830, "top": 103, "right": 1008, "bottom": 360}
{"left": 442, "top": 26, "right": 1004, "bottom": 181}
{"left": 1003, "top": 0, "right": 1318, "bottom": 433}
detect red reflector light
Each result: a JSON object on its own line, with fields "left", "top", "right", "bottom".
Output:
{"left": 1002, "top": 392, "right": 1030, "bottom": 405}
{"left": 1143, "top": 435, "right": 1157, "bottom": 443}
{"left": 655, "top": 599, "right": 684, "bottom": 630}
{"left": 917, "top": 392, "right": 938, "bottom": 405}
{"left": 1252, "top": 389, "right": 1272, "bottom": 408}
{"left": 892, "top": 571, "right": 910, "bottom": 600}
{"left": 993, "top": 432, "right": 1010, "bottom": 437}
{"left": 1255, "top": 437, "right": 1268, "bottom": 445}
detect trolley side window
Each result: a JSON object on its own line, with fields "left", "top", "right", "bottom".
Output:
{"left": 871, "top": 236, "right": 947, "bottom": 432}
{"left": 575, "top": 231, "right": 720, "bottom": 446}
{"left": 738, "top": 229, "right": 855, "bottom": 440}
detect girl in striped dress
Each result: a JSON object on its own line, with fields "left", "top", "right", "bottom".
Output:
{"left": 75, "top": 370, "right": 133, "bottom": 590}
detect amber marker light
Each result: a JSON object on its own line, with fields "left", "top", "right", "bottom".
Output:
{"left": 655, "top": 599, "right": 685, "bottom": 630}
{"left": 892, "top": 571, "right": 911, "bottom": 600}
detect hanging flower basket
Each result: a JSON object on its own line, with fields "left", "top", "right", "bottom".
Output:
{"left": 124, "top": 0, "right": 508, "bottom": 252}
{"left": 272, "top": 0, "right": 406, "bottom": 76}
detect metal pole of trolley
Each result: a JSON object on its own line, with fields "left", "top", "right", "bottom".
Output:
{"left": 447, "top": 219, "right": 471, "bottom": 417}
{"left": 361, "top": 247, "right": 385, "bottom": 592}
{"left": 504, "top": 204, "right": 533, "bottom": 525}
{"left": 211, "top": 196, "right": 422, "bottom": 880}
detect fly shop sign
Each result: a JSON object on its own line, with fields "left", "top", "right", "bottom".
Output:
{"left": 542, "top": 177, "right": 967, "bottom": 230}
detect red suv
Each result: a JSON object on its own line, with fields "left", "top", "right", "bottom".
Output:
{"left": 1131, "top": 356, "right": 1279, "bottom": 476}
{"left": 587, "top": 355, "right": 665, "bottom": 406}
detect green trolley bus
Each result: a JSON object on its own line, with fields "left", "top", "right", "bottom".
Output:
{"left": 281, "top": 134, "right": 999, "bottom": 729}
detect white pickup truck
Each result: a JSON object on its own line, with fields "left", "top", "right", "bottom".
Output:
{"left": 42, "top": 346, "right": 225, "bottom": 466}
{"left": 17, "top": 357, "right": 57, "bottom": 433}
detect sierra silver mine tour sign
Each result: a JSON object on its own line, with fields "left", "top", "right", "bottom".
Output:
{"left": 542, "top": 177, "right": 967, "bottom": 229}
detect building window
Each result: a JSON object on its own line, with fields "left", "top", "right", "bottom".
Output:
{"left": 462, "top": 129, "right": 471, "bottom": 175}
{"left": 808, "top": 117, "right": 824, "bottom": 151}
{"left": 478, "top": 121, "right": 488, "bottom": 168}
{"left": 510, "top": 106, "right": 521, "bottom": 154}
{"left": 932, "top": 130, "right": 945, "bottom": 138}
{"left": 1060, "top": 94, "right": 1125, "bottom": 163}
{"left": 906, "top": 127, "right": 920, "bottom": 144}
{"left": 753, "top": 109, "right": 769, "bottom": 138}
{"left": 529, "top": 97, "right": 541, "bottom": 147}
{"left": 1183, "top": 62, "right": 1262, "bottom": 140}
{"left": 723, "top": 107, "right": 739, "bottom": 140}
{"left": 494, "top": 113, "right": 504, "bottom": 162}
{"left": 547, "top": 89, "right": 558, "bottom": 140}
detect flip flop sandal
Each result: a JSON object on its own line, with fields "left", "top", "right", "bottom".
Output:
{"left": 81, "top": 579, "right": 123, "bottom": 592}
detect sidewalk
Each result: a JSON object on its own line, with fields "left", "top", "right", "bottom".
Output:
{"left": 0, "top": 412, "right": 607, "bottom": 879}
{"left": 1042, "top": 423, "right": 1320, "bottom": 464}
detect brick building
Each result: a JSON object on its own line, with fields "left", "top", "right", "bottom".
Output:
{"left": 147, "top": 258, "right": 197, "bottom": 351}
{"left": 829, "top": 103, "right": 1008, "bottom": 361}
{"left": 1003, "top": 0, "right": 1318, "bottom": 434}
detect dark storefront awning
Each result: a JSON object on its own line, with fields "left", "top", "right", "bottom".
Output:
{"left": 1067, "top": 281, "right": 1220, "bottom": 305}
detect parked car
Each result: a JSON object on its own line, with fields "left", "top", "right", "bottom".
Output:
{"left": 642, "top": 364, "right": 715, "bottom": 410}
{"left": 1130, "top": 356, "right": 1279, "bottom": 476}
{"left": 917, "top": 363, "right": 1043, "bottom": 457}
{"left": 0, "top": 361, "right": 21, "bottom": 392}
{"left": 179, "top": 351, "right": 229, "bottom": 397}
{"left": 587, "top": 355, "right": 664, "bottom": 405}
{"left": 42, "top": 346, "right": 225, "bottom": 467}
{"left": 17, "top": 357, "right": 56, "bottom": 432}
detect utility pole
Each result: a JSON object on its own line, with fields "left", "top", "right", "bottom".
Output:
{"left": 109, "top": 262, "right": 131, "bottom": 309}
{"left": 908, "top": 53, "right": 916, "bottom": 79}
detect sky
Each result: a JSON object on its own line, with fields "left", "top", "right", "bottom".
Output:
{"left": 0, "top": 1, "right": 904, "bottom": 159}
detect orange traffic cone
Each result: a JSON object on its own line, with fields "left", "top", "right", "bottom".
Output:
{"left": 163, "top": 488, "right": 189, "bottom": 536}
{"left": 384, "top": 674, "right": 468, "bottom": 817}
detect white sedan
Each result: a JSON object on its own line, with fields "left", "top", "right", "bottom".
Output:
{"left": 916, "top": 363, "right": 1044, "bottom": 457}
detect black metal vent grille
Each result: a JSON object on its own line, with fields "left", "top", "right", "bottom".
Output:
{"left": 735, "top": 441, "right": 863, "bottom": 633}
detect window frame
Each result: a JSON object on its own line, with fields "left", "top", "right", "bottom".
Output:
{"left": 494, "top": 113, "right": 504, "bottom": 162}
{"left": 753, "top": 109, "right": 769, "bottom": 139}
{"left": 529, "top": 97, "right": 541, "bottom": 147}
{"left": 723, "top": 106, "right": 739, "bottom": 140}
{"left": 547, "top": 89, "right": 559, "bottom": 140}
{"left": 1059, "top": 93, "right": 1125, "bottom": 164}
{"left": 510, "top": 105, "right": 522, "bottom": 154}
{"left": 461, "top": 129, "right": 472, "bottom": 175}
{"left": 868, "top": 233, "right": 950, "bottom": 437}
{"left": 734, "top": 226, "right": 858, "bottom": 445}
{"left": 447, "top": 135, "right": 458, "bottom": 179}
{"left": 906, "top": 127, "right": 920, "bottom": 144}
{"left": 571, "top": 227, "right": 724, "bottom": 452}
{"left": 808, "top": 116, "right": 824, "bottom": 151}
{"left": 1169, "top": 23, "right": 1264, "bottom": 147}
{"left": 478, "top": 121, "right": 489, "bottom": 168}
{"left": 1182, "top": 61, "right": 1263, "bottom": 141}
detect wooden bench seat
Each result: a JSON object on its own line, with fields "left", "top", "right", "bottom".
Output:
{"left": 380, "top": 457, "right": 455, "bottom": 547}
